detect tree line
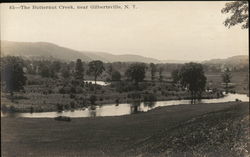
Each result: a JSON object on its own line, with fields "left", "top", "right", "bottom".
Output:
{"left": 1, "top": 56, "right": 234, "bottom": 100}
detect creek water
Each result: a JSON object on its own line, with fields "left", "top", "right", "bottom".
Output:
{"left": 84, "top": 80, "right": 110, "bottom": 86}
{"left": 1, "top": 93, "right": 249, "bottom": 118}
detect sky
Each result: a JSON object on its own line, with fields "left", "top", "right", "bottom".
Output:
{"left": 1, "top": 2, "right": 249, "bottom": 61}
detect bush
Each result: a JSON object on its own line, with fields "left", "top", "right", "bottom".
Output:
{"left": 143, "top": 93, "right": 157, "bottom": 102}
{"left": 115, "top": 98, "right": 120, "bottom": 104}
{"left": 57, "top": 104, "right": 63, "bottom": 112}
{"left": 115, "top": 81, "right": 136, "bottom": 92}
{"left": 9, "top": 106, "right": 17, "bottom": 112}
{"left": 129, "top": 92, "right": 141, "bottom": 100}
{"left": 89, "top": 85, "right": 94, "bottom": 91}
{"left": 70, "top": 94, "right": 75, "bottom": 99}
{"left": 75, "top": 87, "right": 83, "bottom": 93}
{"left": 70, "top": 87, "right": 76, "bottom": 94}
{"left": 96, "top": 85, "right": 102, "bottom": 90}
{"left": 30, "top": 106, "right": 34, "bottom": 113}
{"left": 64, "top": 104, "right": 70, "bottom": 110}
{"left": 138, "top": 82, "right": 148, "bottom": 91}
{"left": 59, "top": 88, "right": 65, "bottom": 94}
{"left": 48, "top": 89, "right": 53, "bottom": 94}
{"left": 70, "top": 101, "right": 76, "bottom": 109}
{"left": 89, "top": 95, "right": 97, "bottom": 105}
{"left": 111, "top": 71, "right": 121, "bottom": 81}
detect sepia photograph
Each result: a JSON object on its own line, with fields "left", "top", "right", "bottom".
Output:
{"left": 1, "top": 1, "right": 249, "bottom": 157}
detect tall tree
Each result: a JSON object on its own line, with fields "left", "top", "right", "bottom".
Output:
{"left": 1, "top": 56, "right": 27, "bottom": 95}
{"left": 158, "top": 67, "right": 164, "bottom": 82}
{"left": 74, "top": 59, "right": 84, "bottom": 80}
{"left": 178, "top": 62, "right": 207, "bottom": 99}
{"left": 61, "top": 66, "right": 71, "bottom": 79}
{"left": 171, "top": 69, "right": 180, "bottom": 84}
{"left": 149, "top": 63, "right": 157, "bottom": 81}
{"left": 107, "top": 64, "right": 113, "bottom": 76}
{"left": 222, "top": 67, "right": 232, "bottom": 93}
{"left": 51, "top": 61, "right": 61, "bottom": 73}
{"left": 106, "top": 63, "right": 113, "bottom": 81}
{"left": 125, "top": 63, "right": 147, "bottom": 85}
{"left": 111, "top": 71, "right": 121, "bottom": 81}
{"left": 38, "top": 61, "right": 56, "bottom": 78}
{"left": 221, "top": 1, "right": 249, "bottom": 29}
{"left": 87, "top": 60, "right": 105, "bottom": 85}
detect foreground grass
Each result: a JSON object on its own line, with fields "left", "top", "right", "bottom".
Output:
{"left": 1, "top": 101, "right": 249, "bottom": 157}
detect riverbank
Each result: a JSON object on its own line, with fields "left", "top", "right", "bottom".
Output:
{"left": 1, "top": 89, "right": 225, "bottom": 113}
{"left": 1, "top": 101, "right": 249, "bottom": 157}
{"left": 2, "top": 71, "right": 248, "bottom": 113}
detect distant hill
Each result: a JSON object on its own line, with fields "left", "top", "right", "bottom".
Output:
{"left": 1, "top": 41, "right": 92, "bottom": 61}
{"left": 1, "top": 41, "right": 161, "bottom": 63}
{"left": 82, "top": 51, "right": 161, "bottom": 63}
{"left": 202, "top": 55, "right": 249, "bottom": 66}
{"left": 1, "top": 41, "right": 248, "bottom": 65}
{"left": 161, "top": 59, "right": 201, "bottom": 64}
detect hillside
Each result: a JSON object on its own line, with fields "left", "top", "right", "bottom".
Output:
{"left": 1, "top": 41, "right": 248, "bottom": 64}
{"left": 1, "top": 41, "right": 91, "bottom": 61}
{"left": 202, "top": 55, "right": 249, "bottom": 66}
{"left": 1, "top": 41, "right": 161, "bottom": 63}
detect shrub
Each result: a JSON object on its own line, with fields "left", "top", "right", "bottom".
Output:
{"left": 9, "top": 106, "right": 17, "bottom": 112}
{"left": 75, "top": 87, "right": 83, "bottom": 93}
{"left": 30, "top": 106, "right": 34, "bottom": 113}
{"left": 89, "top": 95, "right": 97, "bottom": 105}
{"left": 129, "top": 92, "right": 141, "bottom": 99}
{"left": 70, "top": 87, "right": 76, "bottom": 94}
{"left": 57, "top": 104, "right": 63, "bottom": 112}
{"left": 111, "top": 71, "right": 121, "bottom": 81}
{"left": 48, "top": 89, "right": 53, "bottom": 94}
{"left": 59, "top": 88, "right": 65, "bottom": 94}
{"left": 89, "top": 85, "right": 94, "bottom": 91}
{"left": 115, "top": 98, "right": 120, "bottom": 104}
{"left": 70, "top": 94, "right": 75, "bottom": 99}
{"left": 96, "top": 85, "right": 102, "bottom": 90}
{"left": 64, "top": 104, "right": 70, "bottom": 110}
{"left": 70, "top": 101, "right": 75, "bottom": 109}
{"left": 143, "top": 93, "right": 157, "bottom": 102}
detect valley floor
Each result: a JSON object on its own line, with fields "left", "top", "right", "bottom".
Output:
{"left": 1, "top": 101, "right": 249, "bottom": 157}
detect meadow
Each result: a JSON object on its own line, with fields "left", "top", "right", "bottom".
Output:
{"left": 1, "top": 101, "right": 249, "bottom": 157}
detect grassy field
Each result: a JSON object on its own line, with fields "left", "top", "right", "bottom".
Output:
{"left": 1, "top": 101, "right": 249, "bottom": 157}
{"left": 205, "top": 72, "right": 249, "bottom": 95}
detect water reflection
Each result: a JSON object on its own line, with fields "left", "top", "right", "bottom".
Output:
{"left": 1, "top": 93, "right": 249, "bottom": 118}
{"left": 190, "top": 99, "right": 202, "bottom": 104}
{"left": 143, "top": 101, "right": 156, "bottom": 108}
{"left": 84, "top": 80, "right": 110, "bottom": 86}
{"left": 130, "top": 101, "right": 141, "bottom": 114}
{"left": 89, "top": 109, "right": 97, "bottom": 117}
